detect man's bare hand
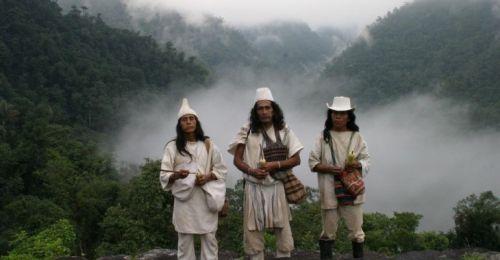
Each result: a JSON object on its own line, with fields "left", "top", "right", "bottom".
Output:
{"left": 249, "top": 168, "right": 269, "bottom": 179}
{"left": 196, "top": 173, "right": 216, "bottom": 186}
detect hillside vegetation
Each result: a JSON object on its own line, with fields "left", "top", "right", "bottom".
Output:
{"left": 322, "top": 0, "right": 500, "bottom": 128}
{"left": 0, "top": 0, "right": 498, "bottom": 259}
{"left": 58, "top": 0, "right": 349, "bottom": 76}
{"left": 0, "top": 0, "right": 207, "bottom": 257}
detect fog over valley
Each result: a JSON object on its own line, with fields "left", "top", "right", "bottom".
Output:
{"left": 95, "top": 0, "right": 500, "bottom": 233}
{"left": 113, "top": 76, "right": 500, "bottom": 232}
{"left": 3, "top": 0, "right": 500, "bottom": 257}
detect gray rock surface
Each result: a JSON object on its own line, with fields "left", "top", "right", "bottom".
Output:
{"left": 86, "top": 248, "right": 500, "bottom": 260}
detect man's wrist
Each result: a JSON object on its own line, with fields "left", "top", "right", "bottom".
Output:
{"left": 247, "top": 167, "right": 253, "bottom": 176}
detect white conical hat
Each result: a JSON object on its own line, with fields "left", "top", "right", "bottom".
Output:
{"left": 254, "top": 87, "right": 274, "bottom": 103}
{"left": 326, "top": 96, "right": 354, "bottom": 111}
{"left": 177, "top": 98, "right": 198, "bottom": 119}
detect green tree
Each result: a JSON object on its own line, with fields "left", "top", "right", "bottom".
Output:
{"left": 217, "top": 180, "right": 245, "bottom": 254}
{"left": 1, "top": 219, "right": 75, "bottom": 260}
{"left": 0, "top": 196, "right": 67, "bottom": 256}
{"left": 363, "top": 212, "right": 394, "bottom": 255}
{"left": 452, "top": 191, "right": 500, "bottom": 250}
{"left": 96, "top": 159, "right": 175, "bottom": 257}
{"left": 96, "top": 205, "right": 149, "bottom": 256}
{"left": 363, "top": 212, "right": 423, "bottom": 255}
{"left": 321, "top": 0, "right": 500, "bottom": 129}
{"left": 417, "top": 231, "right": 449, "bottom": 251}
{"left": 0, "top": 0, "right": 211, "bottom": 257}
{"left": 290, "top": 187, "right": 322, "bottom": 251}
{"left": 73, "top": 178, "right": 121, "bottom": 258}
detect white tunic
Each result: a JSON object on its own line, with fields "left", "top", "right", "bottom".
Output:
{"left": 160, "top": 140, "right": 227, "bottom": 234}
{"left": 228, "top": 123, "right": 303, "bottom": 230}
{"left": 308, "top": 130, "right": 370, "bottom": 209}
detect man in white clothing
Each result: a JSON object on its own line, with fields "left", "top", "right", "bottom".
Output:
{"left": 228, "top": 87, "right": 303, "bottom": 259}
{"left": 309, "top": 96, "right": 370, "bottom": 259}
{"left": 160, "top": 98, "right": 228, "bottom": 260}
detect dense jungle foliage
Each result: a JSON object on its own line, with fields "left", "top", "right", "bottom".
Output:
{"left": 322, "top": 0, "right": 500, "bottom": 129}
{"left": 0, "top": 0, "right": 498, "bottom": 258}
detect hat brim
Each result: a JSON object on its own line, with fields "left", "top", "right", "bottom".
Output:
{"left": 326, "top": 103, "right": 355, "bottom": 111}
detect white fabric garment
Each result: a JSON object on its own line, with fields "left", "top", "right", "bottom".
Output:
{"left": 177, "top": 98, "right": 198, "bottom": 119}
{"left": 170, "top": 162, "right": 197, "bottom": 201}
{"left": 201, "top": 140, "right": 226, "bottom": 213}
{"left": 160, "top": 140, "right": 227, "bottom": 234}
{"left": 177, "top": 232, "right": 218, "bottom": 260}
{"left": 228, "top": 123, "right": 303, "bottom": 185}
{"left": 321, "top": 206, "right": 365, "bottom": 242}
{"left": 228, "top": 123, "right": 303, "bottom": 230}
{"left": 308, "top": 130, "right": 370, "bottom": 209}
{"left": 202, "top": 179, "right": 226, "bottom": 213}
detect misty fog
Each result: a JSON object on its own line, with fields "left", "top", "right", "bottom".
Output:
{"left": 124, "top": 0, "right": 409, "bottom": 29}
{"left": 104, "top": 0, "right": 500, "bottom": 233}
{"left": 113, "top": 71, "right": 500, "bottom": 232}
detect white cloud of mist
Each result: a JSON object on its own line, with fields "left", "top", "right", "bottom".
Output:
{"left": 362, "top": 95, "right": 500, "bottom": 231}
{"left": 358, "top": 27, "right": 374, "bottom": 47}
{"left": 114, "top": 76, "right": 500, "bottom": 232}
{"left": 493, "top": 0, "right": 500, "bottom": 19}
{"left": 254, "top": 34, "right": 284, "bottom": 47}
{"left": 123, "top": 0, "right": 410, "bottom": 29}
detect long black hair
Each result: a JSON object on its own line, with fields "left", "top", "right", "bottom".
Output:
{"left": 249, "top": 101, "right": 285, "bottom": 133}
{"left": 175, "top": 116, "right": 208, "bottom": 158}
{"left": 323, "top": 109, "right": 359, "bottom": 142}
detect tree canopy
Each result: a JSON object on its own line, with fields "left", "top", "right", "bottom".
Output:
{"left": 322, "top": 0, "right": 500, "bottom": 129}
{"left": 0, "top": 0, "right": 208, "bottom": 257}
{"left": 1, "top": 0, "right": 498, "bottom": 258}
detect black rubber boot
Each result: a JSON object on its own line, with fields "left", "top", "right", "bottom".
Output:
{"left": 352, "top": 241, "right": 364, "bottom": 258}
{"left": 319, "top": 239, "right": 334, "bottom": 260}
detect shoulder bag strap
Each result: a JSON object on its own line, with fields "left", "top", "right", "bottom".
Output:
{"left": 346, "top": 132, "right": 355, "bottom": 158}
{"left": 204, "top": 138, "right": 213, "bottom": 175}
{"left": 327, "top": 132, "right": 355, "bottom": 165}
{"left": 244, "top": 127, "right": 251, "bottom": 143}
{"left": 327, "top": 138, "right": 337, "bottom": 165}
{"left": 261, "top": 126, "right": 285, "bottom": 145}
{"left": 274, "top": 127, "right": 283, "bottom": 144}
{"left": 260, "top": 127, "right": 273, "bottom": 146}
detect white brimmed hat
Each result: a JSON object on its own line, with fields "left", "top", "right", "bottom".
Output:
{"left": 177, "top": 98, "right": 198, "bottom": 119}
{"left": 326, "top": 96, "right": 354, "bottom": 111}
{"left": 254, "top": 87, "right": 274, "bottom": 103}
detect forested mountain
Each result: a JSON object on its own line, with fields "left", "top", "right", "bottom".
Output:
{"left": 241, "top": 22, "right": 347, "bottom": 75}
{"left": 1, "top": 0, "right": 498, "bottom": 259}
{"left": 322, "top": 0, "right": 500, "bottom": 128}
{"left": 57, "top": 0, "right": 350, "bottom": 75}
{"left": 0, "top": 0, "right": 207, "bottom": 257}
{"left": 1, "top": 0, "right": 207, "bottom": 132}
{"left": 57, "top": 0, "right": 263, "bottom": 70}
{"left": 135, "top": 13, "right": 260, "bottom": 70}
{"left": 57, "top": 0, "right": 134, "bottom": 30}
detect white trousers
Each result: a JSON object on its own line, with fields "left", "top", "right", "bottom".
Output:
{"left": 244, "top": 220, "right": 294, "bottom": 259}
{"left": 177, "top": 232, "right": 218, "bottom": 260}
{"left": 320, "top": 204, "right": 365, "bottom": 242}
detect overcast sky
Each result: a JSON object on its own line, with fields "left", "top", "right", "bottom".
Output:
{"left": 124, "top": 0, "right": 411, "bottom": 29}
